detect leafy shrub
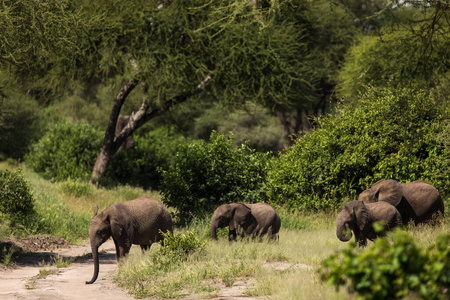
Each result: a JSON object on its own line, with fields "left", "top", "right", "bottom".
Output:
{"left": 320, "top": 231, "right": 450, "bottom": 299}
{"left": 103, "top": 126, "right": 189, "bottom": 189}
{"left": 159, "top": 230, "right": 206, "bottom": 257}
{"left": 160, "top": 131, "right": 271, "bottom": 225}
{"left": 0, "top": 169, "right": 36, "bottom": 226}
{"left": 26, "top": 120, "right": 103, "bottom": 181}
{"left": 266, "top": 87, "right": 450, "bottom": 210}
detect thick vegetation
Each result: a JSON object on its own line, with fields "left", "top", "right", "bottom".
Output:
{"left": 26, "top": 120, "right": 103, "bottom": 181}
{"left": 267, "top": 87, "right": 450, "bottom": 210}
{"left": 321, "top": 231, "right": 450, "bottom": 299}
{"left": 0, "top": 169, "right": 35, "bottom": 227}
{"left": 160, "top": 131, "right": 271, "bottom": 225}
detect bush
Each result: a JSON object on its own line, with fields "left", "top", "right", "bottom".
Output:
{"left": 103, "top": 126, "right": 189, "bottom": 189}
{"left": 26, "top": 120, "right": 103, "bottom": 181}
{"left": 266, "top": 87, "right": 450, "bottom": 210}
{"left": 320, "top": 231, "right": 450, "bottom": 299}
{"left": 159, "top": 230, "right": 206, "bottom": 258}
{"left": 159, "top": 131, "right": 271, "bottom": 225}
{"left": 0, "top": 169, "right": 36, "bottom": 226}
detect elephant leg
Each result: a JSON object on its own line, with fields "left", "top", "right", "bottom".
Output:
{"left": 228, "top": 229, "right": 237, "bottom": 241}
{"left": 140, "top": 244, "right": 152, "bottom": 252}
{"left": 113, "top": 239, "right": 121, "bottom": 260}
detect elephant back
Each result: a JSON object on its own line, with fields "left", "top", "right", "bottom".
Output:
{"left": 359, "top": 179, "right": 403, "bottom": 206}
{"left": 400, "top": 180, "right": 444, "bottom": 223}
{"left": 247, "top": 203, "right": 280, "bottom": 234}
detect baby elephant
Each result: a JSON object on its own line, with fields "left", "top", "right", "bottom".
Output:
{"left": 336, "top": 200, "right": 401, "bottom": 247}
{"left": 86, "top": 196, "right": 173, "bottom": 284}
{"left": 210, "top": 202, "right": 281, "bottom": 241}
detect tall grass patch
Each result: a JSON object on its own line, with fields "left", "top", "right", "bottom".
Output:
{"left": 115, "top": 226, "right": 349, "bottom": 299}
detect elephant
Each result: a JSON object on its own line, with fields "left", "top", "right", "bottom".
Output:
{"left": 358, "top": 179, "right": 444, "bottom": 225}
{"left": 336, "top": 200, "right": 402, "bottom": 247}
{"left": 210, "top": 202, "right": 281, "bottom": 241}
{"left": 86, "top": 196, "right": 172, "bottom": 284}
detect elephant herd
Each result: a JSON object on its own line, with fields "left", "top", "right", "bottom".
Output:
{"left": 86, "top": 179, "right": 445, "bottom": 284}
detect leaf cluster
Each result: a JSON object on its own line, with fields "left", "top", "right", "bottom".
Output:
{"left": 320, "top": 231, "right": 450, "bottom": 299}
{"left": 159, "top": 131, "right": 271, "bottom": 225}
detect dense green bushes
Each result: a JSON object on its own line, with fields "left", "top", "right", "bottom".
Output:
{"left": 0, "top": 169, "right": 36, "bottom": 227}
{"left": 160, "top": 131, "right": 271, "bottom": 225}
{"left": 320, "top": 231, "right": 450, "bottom": 299}
{"left": 103, "top": 127, "right": 189, "bottom": 189}
{"left": 266, "top": 87, "right": 450, "bottom": 210}
{"left": 26, "top": 120, "right": 103, "bottom": 181}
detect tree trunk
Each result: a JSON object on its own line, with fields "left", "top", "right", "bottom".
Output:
{"left": 90, "top": 75, "right": 212, "bottom": 184}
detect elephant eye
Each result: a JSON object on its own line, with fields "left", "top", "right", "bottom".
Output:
{"left": 97, "top": 230, "right": 101, "bottom": 234}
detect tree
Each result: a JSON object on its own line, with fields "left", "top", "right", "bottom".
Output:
{"left": 1, "top": 0, "right": 316, "bottom": 182}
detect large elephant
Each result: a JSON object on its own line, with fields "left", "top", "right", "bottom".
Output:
{"left": 358, "top": 179, "right": 444, "bottom": 225}
{"left": 86, "top": 196, "right": 172, "bottom": 284}
{"left": 336, "top": 200, "right": 401, "bottom": 247}
{"left": 210, "top": 202, "right": 281, "bottom": 241}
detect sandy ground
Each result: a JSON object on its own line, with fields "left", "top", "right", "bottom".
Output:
{"left": 0, "top": 238, "right": 270, "bottom": 300}
{"left": 0, "top": 239, "right": 135, "bottom": 300}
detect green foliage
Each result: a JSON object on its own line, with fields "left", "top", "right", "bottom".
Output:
{"left": 103, "top": 127, "right": 189, "bottom": 189}
{"left": 337, "top": 30, "right": 450, "bottom": 100}
{"left": 267, "top": 87, "right": 450, "bottom": 210}
{"left": 58, "top": 178, "right": 93, "bottom": 197}
{"left": 0, "top": 92, "right": 43, "bottom": 160}
{"left": 158, "top": 230, "right": 206, "bottom": 258}
{"left": 26, "top": 120, "right": 103, "bottom": 181}
{"left": 320, "top": 231, "right": 450, "bottom": 299}
{"left": 160, "top": 131, "right": 271, "bottom": 225}
{"left": 0, "top": 169, "right": 36, "bottom": 226}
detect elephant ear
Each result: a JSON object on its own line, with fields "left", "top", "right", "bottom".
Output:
{"left": 353, "top": 201, "right": 369, "bottom": 231}
{"left": 93, "top": 205, "right": 99, "bottom": 217}
{"left": 229, "top": 203, "right": 252, "bottom": 231}
{"left": 359, "top": 179, "right": 403, "bottom": 206}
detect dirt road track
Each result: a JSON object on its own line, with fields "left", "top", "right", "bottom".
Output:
{"left": 0, "top": 239, "right": 135, "bottom": 300}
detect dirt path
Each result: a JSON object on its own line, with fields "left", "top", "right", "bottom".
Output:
{"left": 0, "top": 239, "right": 135, "bottom": 300}
{"left": 0, "top": 238, "right": 268, "bottom": 300}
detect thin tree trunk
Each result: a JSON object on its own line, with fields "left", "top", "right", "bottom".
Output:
{"left": 90, "top": 74, "right": 212, "bottom": 184}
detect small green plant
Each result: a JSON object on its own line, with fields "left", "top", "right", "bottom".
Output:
{"left": 1, "top": 244, "right": 17, "bottom": 266}
{"left": 320, "top": 231, "right": 450, "bottom": 299}
{"left": 59, "top": 178, "right": 92, "bottom": 197}
{"left": 158, "top": 230, "right": 206, "bottom": 258}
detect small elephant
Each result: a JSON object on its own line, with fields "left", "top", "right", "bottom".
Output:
{"left": 336, "top": 200, "right": 401, "bottom": 247}
{"left": 210, "top": 202, "right": 281, "bottom": 241}
{"left": 86, "top": 196, "right": 172, "bottom": 284}
{"left": 358, "top": 179, "right": 444, "bottom": 225}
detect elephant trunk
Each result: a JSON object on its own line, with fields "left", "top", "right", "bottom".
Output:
{"left": 210, "top": 221, "right": 218, "bottom": 240}
{"left": 336, "top": 217, "right": 352, "bottom": 242}
{"left": 86, "top": 245, "right": 99, "bottom": 284}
